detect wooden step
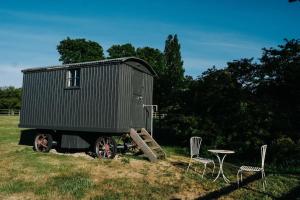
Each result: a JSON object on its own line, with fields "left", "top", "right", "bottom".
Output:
{"left": 138, "top": 132, "right": 147, "bottom": 136}
{"left": 141, "top": 128, "right": 166, "bottom": 159}
{"left": 151, "top": 146, "right": 160, "bottom": 150}
{"left": 143, "top": 139, "right": 153, "bottom": 143}
{"left": 129, "top": 128, "right": 166, "bottom": 162}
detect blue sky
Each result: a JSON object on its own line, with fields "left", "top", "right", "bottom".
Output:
{"left": 0, "top": 0, "right": 299, "bottom": 87}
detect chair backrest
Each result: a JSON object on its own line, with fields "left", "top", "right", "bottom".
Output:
{"left": 190, "top": 137, "right": 202, "bottom": 158}
{"left": 261, "top": 145, "right": 267, "bottom": 169}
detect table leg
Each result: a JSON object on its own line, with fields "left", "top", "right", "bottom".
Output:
{"left": 213, "top": 154, "right": 221, "bottom": 182}
{"left": 213, "top": 154, "right": 230, "bottom": 183}
{"left": 221, "top": 154, "right": 230, "bottom": 183}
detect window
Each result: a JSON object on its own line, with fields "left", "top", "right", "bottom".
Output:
{"left": 66, "top": 68, "right": 80, "bottom": 88}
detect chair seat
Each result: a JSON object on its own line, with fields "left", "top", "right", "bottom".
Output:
{"left": 240, "top": 165, "right": 262, "bottom": 172}
{"left": 192, "top": 157, "right": 214, "bottom": 164}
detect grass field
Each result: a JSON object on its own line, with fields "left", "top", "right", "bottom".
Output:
{"left": 0, "top": 116, "right": 299, "bottom": 200}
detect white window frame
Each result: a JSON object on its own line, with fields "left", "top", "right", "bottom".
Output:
{"left": 66, "top": 68, "right": 80, "bottom": 88}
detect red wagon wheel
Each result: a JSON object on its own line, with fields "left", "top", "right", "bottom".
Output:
{"left": 94, "top": 137, "right": 117, "bottom": 159}
{"left": 34, "top": 133, "right": 53, "bottom": 152}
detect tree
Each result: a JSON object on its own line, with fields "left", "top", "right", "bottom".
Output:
{"left": 256, "top": 39, "right": 300, "bottom": 138}
{"left": 107, "top": 43, "right": 136, "bottom": 58}
{"left": 162, "top": 34, "right": 185, "bottom": 110}
{"left": 227, "top": 58, "right": 258, "bottom": 90}
{"left": 57, "top": 37, "right": 104, "bottom": 64}
{"left": 136, "top": 47, "right": 165, "bottom": 75}
{"left": 0, "top": 87, "right": 22, "bottom": 109}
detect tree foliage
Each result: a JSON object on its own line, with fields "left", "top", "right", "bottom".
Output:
{"left": 159, "top": 34, "right": 185, "bottom": 111}
{"left": 0, "top": 87, "right": 22, "bottom": 109}
{"left": 107, "top": 43, "right": 136, "bottom": 58}
{"left": 163, "top": 34, "right": 185, "bottom": 91}
{"left": 136, "top": 47, "right": 165, "bottom": 74}
{"left": 158, "top": 39, "right": 300, "bottom": 167}
{"left": 57, "top": 37, "right": 104, "bottom": 64}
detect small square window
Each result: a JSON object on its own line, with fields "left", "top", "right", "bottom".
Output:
{"left": 66, "top": 69, "right": 80, "bottom": 88}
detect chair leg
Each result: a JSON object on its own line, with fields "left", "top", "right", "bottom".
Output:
{"left": 237, "top": 170, "right": 240, "bottom": 187}
{"left": 262, "top": 170, "right": 266, "bottom": 191}
{"left": 240, "top": 171, "right": 243, "bottom": 182}
{"left": 263, "top": 171, "right": 267, "bottom": 187}
{"left": 202, "top": 163, "right": 207, "bottom": 178}
{"left": 186, "top": 159, "right": 192, "bottom": 172}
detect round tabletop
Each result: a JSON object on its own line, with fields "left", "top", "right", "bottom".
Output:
{"left": 208, "top": 149, "right": 235, "bottom": 154}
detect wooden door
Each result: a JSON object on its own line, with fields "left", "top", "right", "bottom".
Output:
{"left": 131, "top": 69, "right": 145, "bottom": 128}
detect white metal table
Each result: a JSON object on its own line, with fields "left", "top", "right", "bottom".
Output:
{"left": 208, "top": 149, "right": 235, "bottom": 183}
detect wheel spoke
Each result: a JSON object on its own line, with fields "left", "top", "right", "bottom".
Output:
{"left": 99, "top": 140, "right": 104, "bottom": 147}
{"left": 40, "top": 143, "right": 48, "bottom": 148}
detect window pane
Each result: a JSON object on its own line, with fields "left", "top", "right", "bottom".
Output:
{"left": 70, "top": 77, "right": 75, "bottom": 86}
{"left": 66, "top": 69, "right": 80, "bottom": 87}
{"left": 75, "top": 69, "right": 80, "bottom": 87}
{"left": 67, "top": 71, "right": 71, "bottom": 87}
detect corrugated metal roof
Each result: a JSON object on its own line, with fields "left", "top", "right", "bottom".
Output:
{"left": 22, "top": 57, "right": 157, "bottom": 76}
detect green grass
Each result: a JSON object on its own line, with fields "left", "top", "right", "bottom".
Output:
{"left": 36, "top": 172, "right": 93, "bottom": 199}
{"left": 91, "top": 178, "right": 179, "bottom": 200}
{"left": 163, "top": 145, "right": 189, "bottom": 157}
{"left": 0, "top": 180, "right": 34, "bottom": 194}
{"left": 0, "top": 116, "right": 299, "bottom": 200}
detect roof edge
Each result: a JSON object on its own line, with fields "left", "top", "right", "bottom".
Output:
{"left": 122, "top": 57, "right": 157, "bottom": 77}
{"left": 21, "top": 57, "right": 157, "bottom": 76}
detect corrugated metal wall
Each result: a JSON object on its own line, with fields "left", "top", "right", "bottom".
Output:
{"left": 20, "top": 63, "right": 120, "bottom": 132}
{"left": 20, "top": 61, "right": 154, "bottom": 133}
{"left": 117, "top": 64, "right": 132, "bottom": 130}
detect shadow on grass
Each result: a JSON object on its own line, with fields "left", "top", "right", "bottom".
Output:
{"left": 241, "top": 186, "right": 277, "bottom": 199}
{"left": 170, "top": 160, "right": 188, "bottom": 170}
{"left": 196, "top": 173, "right": 274, "bottom": 200}
{"left": 275, "top": 184, "right": 300, "bottom": 200}
{"left": 242, "top": 182, "right": 300, "bottom": 200}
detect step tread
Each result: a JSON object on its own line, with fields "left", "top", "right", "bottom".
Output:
{"left": 143, "top": 139, "right": 153, "bottom": 143}
{"left": 151, "top": 146, "right": 160, "bottom": 150}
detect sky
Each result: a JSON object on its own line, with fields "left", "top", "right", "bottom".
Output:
{"left": 0, "top": 0, "right": 299, "bottom": 87}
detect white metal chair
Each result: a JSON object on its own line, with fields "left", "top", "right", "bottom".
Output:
{"left": 237, "top": 145, "right": 267, "bottom": 190}
{"left": 186, "top": 137, "right": 215, "bottom": 178}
